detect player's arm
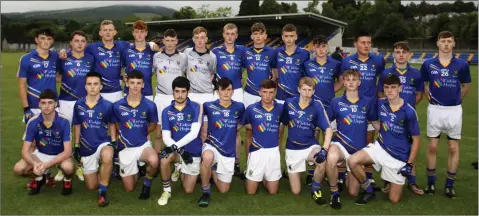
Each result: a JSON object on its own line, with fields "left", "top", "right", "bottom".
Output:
{"left": 160, "top": 109, "right": 175, "bottom": 147}
{"left": 17, "top": 56, "right": 30, "bottom": 108}
{"left": 21, "top": 141, "right": 39, "bottom": 166}
{"left": 147, "top": 123, "right": 157, "bottom": 134}
{"left": 461, "top": 83, "right": 471, "bottom": 100}
{"left": 109, "top": 123, "right": 116, "bottom": 141}
{"left": 407, "top": 135, "right": 420, "bottom": 165}
{"left": 74, "top": 125, "right": 81, "bottom": 144}
{"left": 174, "top": 104, "right": 203, "bottom": 148}
{"left": 317, "top": 104, "right": 332, "bottom": 150}
{"left": 240, "top": 106, "right": 252, "bottom": 155}
{"left": 371, "top": 120, "right": 380, "bottom": 133}
{"left": 460, "top": 64, "right": 472, "bottom": 100}
{"left": 333, "top": 62, "right": 343, "bottom": 92}
{"left": 406, "top": 109, "right": 421, "bottom": 164}
{"left": 147, "top": 102, "right": 159, "bottom": 134}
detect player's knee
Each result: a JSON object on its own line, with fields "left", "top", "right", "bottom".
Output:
{"left": 247, "top": 190, "right": 257, "bottom": 195}
{"left": 389, "top": 194, "right": 401, "bottom": 204}
{"left": 201, "top": 151, "right": 214, "bottom": 165}
{"left": 347, "top": 156, "right": 359, "bottom": 169}
{"left": 86, "top": 183, "right": 98, "bottom": 191}
{"left": 147, "top": 156, "right": 159, "bottom": 168}
{"left": 61, "top": 162, "right": 74, "bottom": 175}
{"left": 348, "top": 187, "right": 359, "bottom": 197}
{"left": 428, "top": 143, "right": 438, "bottom": 154}
{"left": 184, "top": 188, "right": 194, "bottom": 194}
{"left": 124, "top": 186, "right": 135, "bottom": 192}
{"left": 327, "top": 153, "right": 339, "bottom": 165}
{"left": 448, "top": 144, "right": 459, "bottom": 154}
{"left": 101, "top": 149, "right": 114, "bottom": 165}
{"left": 13, "top": 162, "right": 27, "bottom": 176}
{"left": 218, "top": 186, "right": 230, "bottom": 193}
{"left": 268, "top": 188, "right": 278, "bottom": 195}
{"left": 291, "top": 188, "right": 301, "bottom": 195}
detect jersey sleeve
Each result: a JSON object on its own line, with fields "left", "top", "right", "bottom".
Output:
{"left": 161, "top": 108, "right": 170, "bottom": 131}
{"left": 62, "top": 121, "right": 71, "bottom": 142}
{"left": 459, "top": 62, "right": 472, "bottom": 84}
{"left": 240, "top": 106, "right": 251, "bottom": 126}
{"left": 377, "top": 57, "right": 386, "bottom": 75}
{"left": 23, "top": 120, "right": 37, "bottom": 142}
{"left": 339, "top": 58, "right": 348, "bottom": 76}
{"left": 120, "top": 48, "right": 127, "bottom": 68}
{"left": 415, "top": 72, "right": 425, "bottom": 92}
{"left": 377, "top": 72, "right": 385, "bottom": 93}
{"left": 419, "top": 62, "right": 430, "bottom": 83}
{"left": 280, "top": 102, "right": 290, "bottom": 125}
{"left": 316, "top": 103, "right": 331, "bottom": 131}
{"left": 407, "top": 108, "right": 420, "bottom": 136}
{"left": 270, "top": 49, "right": 278, "bottom": 68}
{"left": 71, "top": 103, "right": 80, "bottom": 126}
{"left": 148, "top": 102, "right": 159, "bottom": 124}
{"left": 202, "top": 102, "right": 209, "bottom": 118}
{"left": 111, "top": 104, "right": 119, "bottom": 123}
{"left": 238, "top": 103, "right": 246, "bottom": 121}
{"left": 193, "top": 103, "right": 203, "bottom": 124}
{"left": 85, "top": 43, "right": 94, "bottom": 55}
{"left": 334, "top": 61, "right": 341, "bottom": 79}
{"left": 367, "top": 98, "right": 378, "bottom": 121}
{"left": 209, "top": 53, "right": 217, "bottom": 74}
{"left": 17, "top": 55, "right": 29, "bottom": 78}
{"left": 241, "top": 50, "right": 248, "bottom": 69}
{"left": 326, "top": 100, "right": 336, "bottom": 122}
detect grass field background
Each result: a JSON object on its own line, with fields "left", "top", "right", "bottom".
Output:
{"left": 1, "top": 51, "right": 477, "bottom": 214}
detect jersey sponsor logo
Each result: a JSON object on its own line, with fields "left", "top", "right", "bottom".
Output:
{"left": 129, "top": 54, "right": 135, "bottom": 57}
{"left": 121, "top": 112, "right": 129, "bottom": 116}
{"left": 254, "top": 114, "right": 263, "bottom": 119}
{"left": 33, "top": 64, "right": 41, "bottom": 68}
{"left": 288, "top": 110, "right": 295, "bottom": 115}
{"left": 380, "top": 112, "right": 387, "bottom": 117}
{"left": 79, "top": 112, "right": 85, "bottom": 116}
{"left": 65, "top": 62, "right": 73, "bottom": 65}
{"left": 212, "top": 111, "right": 221, "bottom": 115}
{"left": 99, "top": 52, "right": 106, "bottom": 56}
{"left": 431, "top": 70, "right": 439, "bottom": 75}
{"left": 340, "top": 107, "right": 348, "bottom": 112}
{"left": 220, "top": 56, "right": 226, "bottom": 59}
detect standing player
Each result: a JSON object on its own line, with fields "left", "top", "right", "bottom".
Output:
{"left": 340, "top": 31, "right": 385, "bottom": 189}
{"left": 421, "top": 31, "right": 471, "bottom": 198}
{"left": 183, "top": 26, "right": 216, "bottom": 142}
{"left": 377, "top": 41, "right": 424, "bottom": 195}
{"left": 158, "top": 76, "right": 202, "bottom": 206}
{"left": 19, "top": 89, "right": 74, "bottom": 196}
{"left": 198, "top": 77, "right": 245, "bottom": 207}
{"left": 348, "top": 74, "right": 420, "bottom": 204}
{"left": 112, "top": 70, "right": 159, "bottom": 199}
{"left": 241, "top": 79, "right": 283, "bottom": 195}
{"left": 325, "top": 70, "right": 377, "bottom": 209}
{"left": 242, "top": 23, "right": 278, "bottom": 163}
{"left": 72, "top": 72, "right": 116, "bottom": 207}
{"left": 281, "top": 77, "right": 332, "bottom": 204}
{"left": 212, "top": 23, "right": 246, "bottom": 178}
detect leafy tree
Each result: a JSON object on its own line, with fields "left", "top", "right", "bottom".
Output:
{"left": 238, "top": 0, "right": 260, "bottom": 16}
{"left": 260, "top": 0, "right": 283, "bottom": 14}
{"left": 303, "top": 0, "right": 320, "bottom": 14}
{"left": 173, "top": 6, "right": 197, "bottom": 19}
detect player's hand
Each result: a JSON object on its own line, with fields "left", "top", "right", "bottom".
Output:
{"left": 58, "top": 49, "right": 68, "bottom": 60}
{"left": 33, "top": 162, "right": 45, "bottom": 176}
{"left": 171, "top": 144, "right": 179, "bottom": 152}
{"left": 159, "top": 146, "right": 175, "bottom": 158}
{"left": 178, "top": 148, "right": 193, "bottom": 164}
{"left": 314, "top": 148, "right": 328, "bottom": 164}
{"left": 73, "top": 143, "right": 81, "bottom": 163}
{"left": 23, "top": 107, "right": 34, "bottom": 123}
{"left": 398, "top": 163, "right": 413, "bottom": 177}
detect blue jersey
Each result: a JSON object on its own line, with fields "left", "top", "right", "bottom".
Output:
{"left": 23, "top": 112, "right": 71, "bottom": 155}
{"left": 213, "top": 45, "right": 245, "bottom": 90}
{"left": 162, "top": 98, "right": 203, "bottom": 157}
{"left": 241, "top": 101, "right": 283, "bottom": 152}
{"left": 420, "top": 57, "right": 471, "bottom": 106}
{"left": 281, "top": 97, "right": 330, "bottom": 150}
{"left": 304, "top": 57, "right": 341, "bottom": 108}
{"left": 112, "top": 96, "right": 158, "bottom": 150}
{"left": 327, "top": 95, "right": 377, "bottom": 154}
{"left": 276, "top": 46, "right": 310, "bottom": 100}
{"left": 378, "top": 64, "right": 424, "bottom": 108}
{"left": 17, "top": 50, "right": 59, "bottom": 109}
{"left": 72, "top": 97, "right": 113, "bottom": 157}
{"left": 376, "top": 98, "right": 420, "bottom": 162}
{"left": 203, "top": 100, "right": 245, "bottom": 157}
{"left": 121, "top": 44, "right": 157, "bottom": 96}
{"left": 85, "top": 41, "right": 130, "bottom": 93}
{"left": 340, "top": 53, "right": 385, "bottom": 98}
{"left": 58, "top": 53, "right": 94, "bottom": 101}
{"left": 242, "top": 46, "right": 277, "bottom": 96}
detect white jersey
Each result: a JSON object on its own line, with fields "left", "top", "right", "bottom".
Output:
{"left": 183, "top": 47, "right": 217, "bottom": 93}
{"left": 153, "top": 50, "right": 188, "bottom": 95}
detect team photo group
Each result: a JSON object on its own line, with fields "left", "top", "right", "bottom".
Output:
{"left": 13, "top": 18, "right": 471, "bottom": 210}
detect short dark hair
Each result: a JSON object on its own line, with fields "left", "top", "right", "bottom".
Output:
{"left": 85, "top": 72, "right": 102, "bottom": 82}
{"left": 354, "top": 31, "right": 371, "bottom": 42}
{"left": 282, "top": 24, "right": 296, "bottom": 33}
{"left": 172, "top": 76, "right": 190, "bottom": 92}
{"left": 260, "top": 79, "right": 277, "bottom": 89}
{"left": 384, "top": 74, "right": 401, "bottom": 86}
{"left": 217, "top": 77, "right": 233, "bottom": 90}
{"left": 39, "top": 89, "right": 57, "bottom": 101}
{"left": 164, "top": 29, "right": 177, "bottom": 38}
{"left": 393, "top": 41, "right": 410, "bottom": 52}
{"left": 251, "top": 22, "right": 266, "bottom": 34}
{"left": 335, "top": 46, "right": 340, "bottom": 51}
{"left": 312, "top": 35, "right": 328, "bottom": 46}
{"left": 127, "top": 70, "right": 144, "bottom": 80}
{"left": 71, "top": 30, "right": 87, "bottom": 41}
{"left": 342, "top": 69, "right": 361, "bottom": 79}
{"left": 35, "top": 28, "right": 55, "bottom": 38}
{"left": 437, "top": 31, "right": 454, "bottom": 41}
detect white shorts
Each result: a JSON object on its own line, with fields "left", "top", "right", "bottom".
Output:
{"left": 154, "top": 94, "right": 175, "bottom": 125}
{"left": 81, "top": 142, "right": 110, "bottom": 175}
{"left": 202, "top": 144, "right": 235, "bottom": 183}
{"left": 180, "top": 157, "right": 201, "bottom": 176}
{"left": 59, "top": 100, "right": 76, "bottom": 123}
{"left": 330, "top": 120, "right": 337, "bottom": 133}
{"left": 32, "top": 149, "right": 56, "bottom": 163}
{"left": 243, "top": 91, "right": 261, "bottom": 108}
{"left": 213, "top": 88, "right": 244, "bottom": 103}
{"left": 285, "top": 145, "right": 320, "bottom": 173}
{"left": 118, "top": 141, "right": 152, "bottom": 177}
{"left": 362, "top": 142, "right": 406, "bottom": 185}
{"left": 246, "top": 147, "right": 282, "bottom": 182}
{"left": 330, "top": 142, "right": 351, "bottom": 171}
{"left": 427, "top": 104, "right": 462, "bottom": 140}
{"left": 101, "top": 91, "right": 123, "bottom": 103}
{"left": 189, "top": 92, "right": 214, "bottom": 121}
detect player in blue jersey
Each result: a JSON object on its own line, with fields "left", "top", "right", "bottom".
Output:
{"left": 158, "top": 76, "right": 202, "bottom": 206}
{"left": 325, "top": 69, "right": 377, "bottom": 209}
{"left": 241, "top": 79, "right": 283, "bottom": 195}
{"left": 348, "top": 74, "right": 420, "bottom": 204}
{"left": 198, "top": 77, "right": 245, "bottom": 207}
{"left": 72, "top": 72, "right": 116, "bottom": 207}
{"left": 19, "top": 89, "right": 74, "bottom": 196}
{"left": 281, "top": 77, "right": 332, "bottom": 204}
{"left": 112, "top": 70, "right": 159, "bottom": 199}
{"left": 212, "top": 23, "right": 246, "bottom": 178}
{"left": 340, "top": 31, "right": 385, "bottom": 189}
{"left": 421, "top": 31, "right": 471, "bottom": 198}
{"left": 377, "top": 42, "right": 424, "bottom": 195}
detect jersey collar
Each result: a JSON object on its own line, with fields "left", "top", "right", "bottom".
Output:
{"left": 279, "top": 45, "right": 301, "bottom": 56}
{"left": 161, "top": 49, "right": 179, "bottom": 57}
{"left": 37, "top": 111, "right": 60, "bottom": 129}
{"left": 193, "top": 47, "right": 210, "bottom": 55}
{"left": 221, "top": 44, "right": 238, "bottom": 53}
{"left": 32, "top": 49, "right": 53, "bottom": 59}
{"left": 352, "top": 52, "right": 371, "bottom": 62}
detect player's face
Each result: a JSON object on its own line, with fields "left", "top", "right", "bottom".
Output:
{"left": 217, "top": 84, "right": 233, "bottom": 102}
{"left": 384, "top": 84, "right": 402, "bottom": 100}
{"left": 39, "top": 99, "right": 56, "bottom": 115}
{"left": 298, "top": 84, "right": 314, "bottom": 100}
{"left": 343, "top": 75, "right": 360, "bottom": 91}
{"left": 393, "top": 48, "right": 409, "bottom": 65}
{"left": 354, "top": 36, "right": 371, "bottom": 56}
{"left": 193, "top": 32, "right": 207, "bottom": 49}
{"left": 259, "top": 87, "right": 275, "bottom": 104}
{"left": 314, "top": 43, "right": 328, "bottom": 58}
{"left": 35, "top": 34, "right": 54, "bottom": 50}
{"left": 99, "top": 24, "right": 117, "bottom": 41}
{"left": 251, "top": 31, "right": 267, "bottom": 45}
{"left": 127, "top": 78, "right": 144, "bottom": 95}
{"left": 85, "top": 77, "right": 102, "bottom": 96}
{"left": 223, "top": 29, "right": 238, "bottom": 45}
{"left": 437, "top": 37, "right": 455, "bottom": 54}
{"left": 70, "top": 35, "right": 87, "bottom": 53}
{"left": 173, "top": 87, "right": 188, "bottom": 104}
{"left": 133, "top": 29, "right": 148, "bottom": 42}
{"left": 163, "top": 36, "right": 178, "bottom": 51}
{"left": 282, "top": 31, "right": 297, "bottom": 46}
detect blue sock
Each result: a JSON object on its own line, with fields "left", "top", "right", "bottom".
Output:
{"left": 338, "top": 172, "right": 346, "bottom": 181}
{"left": 365, "top": 171, "right": 373, "bottom": 180}
{"left": 446, "top": 171, "right": 456, "bottom": 187}
{"left": 307, "top": 168, "right": 314, "bottom": 176}
{"left": 98, "top": 184, "right": 108, "bottom": 195}
{"left": 202, "top": 183, "right": 211, "bottom": 194}
{"left": 427, "top": 168, "right": 436, "bottom": 185}
{"left": 144, "top": 175, "right": 153, "bottom": 187}
{"left": 312, "top": 180, "right": 321, "bottom": 192}
{"left": 408, "top": 175, "right": 417, "bottom": 185}
{"left": 360, "top": 179, "right": 373, "bottom": 193}
{"left": 330, "top": 184, "right": 340, "bottom": 196}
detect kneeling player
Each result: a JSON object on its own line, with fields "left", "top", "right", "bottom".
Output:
{"left": 241, "top": 79, "right": 283, "bottom": 195}
{"left": 112, "top": 70, "right": 159, "bottom": 199}
{"left": 325, "top": 70, "right": 377, "bottom": 209}
{"left": 19, "top": 89, "right": 74, "bottom": 196}
{"left": 72, "top": 72, "right": 115, "bottom": 207}
{"left": 198, "top": 77, "right": 245, "bottom": 207}
{"left": 281, "top": 77, "right": 332, "bottom": 204}
{"left": 348, "top": 74, "right": 420, "bottom": 204}
{"left": 158, "top": 76, "right": 202, "bottom": 206}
